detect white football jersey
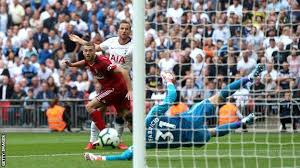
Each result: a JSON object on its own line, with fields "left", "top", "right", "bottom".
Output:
{"left": 100, "top": 36, "right": 132, "bottom": 71}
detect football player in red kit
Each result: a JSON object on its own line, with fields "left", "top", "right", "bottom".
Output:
{"left": 63, "top": 42, "right": 132, "bottom": 142}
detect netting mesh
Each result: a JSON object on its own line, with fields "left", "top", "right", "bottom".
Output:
{"left": 144, "top": 0, "right": 300, "bottom": 167}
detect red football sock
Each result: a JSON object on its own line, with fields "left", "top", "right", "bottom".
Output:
{"left": 90, "top": 110, "right": 106, "bottom": 130}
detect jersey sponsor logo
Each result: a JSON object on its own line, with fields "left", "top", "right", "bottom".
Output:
{"left": 110, "top": 55, "right": 126, "bottom": 64}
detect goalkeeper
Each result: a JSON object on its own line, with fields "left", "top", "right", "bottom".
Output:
{"left": 84, "top": 64, "right": 265, "bottom": 161}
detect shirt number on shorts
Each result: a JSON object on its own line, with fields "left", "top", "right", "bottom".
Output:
{"left": 155, "top": 130, "right": 174, "bottom": 143}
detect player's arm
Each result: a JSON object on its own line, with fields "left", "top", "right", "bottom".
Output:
{"left": 69, "top": 34, "right": 87, "bottom": 45}
{"left": 63, "top": 60, "right": 86, "bottom": 68}
{"left": 113, "top": 66, "right": 132, "bottom": 100}
{"left": 147, "top": 72, "right": 177, "bottom": 117}
{"left": 69, "top": 34, "right": 102, "bottom": 51}
{"left": 161, "top": 72, "right": 177, "bottom": 104}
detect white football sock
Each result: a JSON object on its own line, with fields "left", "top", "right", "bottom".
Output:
{"left": 114, "top": 122, "right": 124, "bottom": 141}
{"left": 90, "top": 121, "right": 100, "bottom": 143}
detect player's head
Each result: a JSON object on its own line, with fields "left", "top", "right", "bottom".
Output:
{"left": 118, "top": 20, "right": 131, "bottom": 41}
{"left": 83, "top": 42, "right": 96, "bottom": 62}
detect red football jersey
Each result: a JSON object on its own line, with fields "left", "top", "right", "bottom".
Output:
{"left": 85, "top": 56, "right": 127, "bottom": 91}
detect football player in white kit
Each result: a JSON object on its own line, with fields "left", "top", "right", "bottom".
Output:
{"left": 69, "top": 20, "right": 132, "bottom": 150}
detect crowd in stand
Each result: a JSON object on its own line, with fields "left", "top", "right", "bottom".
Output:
{"left": 0, "top": 0, "right": 299, "bottom": 127}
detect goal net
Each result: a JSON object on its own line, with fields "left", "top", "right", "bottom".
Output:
{"left": 141, "top": 0, "right": 300, "bottom": 167}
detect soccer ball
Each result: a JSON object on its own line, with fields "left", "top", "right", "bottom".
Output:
{"left": 98, "top": 128, "right": 120, "bottom": 148}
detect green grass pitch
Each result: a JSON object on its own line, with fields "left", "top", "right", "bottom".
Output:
{"left": 5, "top": 132, "right": 300, "bottom": 168}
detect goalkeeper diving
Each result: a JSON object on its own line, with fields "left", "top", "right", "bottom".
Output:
{"left": 84, "top": 64, "right": 265, "bottom": 161}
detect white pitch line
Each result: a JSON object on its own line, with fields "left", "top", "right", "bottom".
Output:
{"left": 7, "top": 152, "right": 120, "bottom": 158}
{"left": 7, "top": 149, "right": 299, "bottom": 158}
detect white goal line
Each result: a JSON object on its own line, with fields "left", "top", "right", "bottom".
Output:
{"left": 8, "top": 149, "right": 298, "bottom": 158}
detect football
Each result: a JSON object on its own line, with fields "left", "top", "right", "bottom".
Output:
{"left": 98, "top": 128, "right": 120, "bottom": 148}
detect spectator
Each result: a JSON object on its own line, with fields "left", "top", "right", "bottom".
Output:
{"left": 30, "top": 54, "right": 40, "bottom": 69}
{"left": 212, "top": 19, "right": 231, "bottom": 45}
{"left": 287, "top": 46, "right": 300, "bottom": 77}
{"left": 191, "top": 54, "right": 206, "bottom": 77}
{"left": 32, "top": 24, "right": 49, "bottom": 50}
{"left": 8, "top": 0, "right": 25, "bottom": 25}
{"left": 29, "top": 10, "right": 42, "bottom": 28}
{"left": 0, "top": 5, "right": 9, "bottom": 33}
{"left": 146, "top": 66, "right": 162, "bottom": 99}
{"left": 67, "top": 85, "right": 84, "bottom": 99}
{"left": 73, "top": 74, "right": 87, "bottom": 92}
{"left": 150, "top": 83, "right": 166, "bottom": 105}
{"left": 158, "top": 51, "right": 176, "bottom": 73}
{"left": 23, "top": 88, "right": 35, "bottom": 127}
{"left": 261, "top": 62, "right": 279, "bottom": 83}
{"left": 10, "top": 57, "right": 23, "bottom": 83}
{"left": 9, "top": 83, "right": 26, "bottom": 126}
{"left": 232, "top": 85, "right": 250, "bottom": 116}
{"left": 43, "top": 9, "right": 57, "bottom": 31}
{"left": 58, "top": 85, "right": 69, "bottom": 100}
{"left": 265, "top": 38, "right": 278, "bottom": 62}
{"left": 25, "top": 41, "right": 38, "bottom": 58}
{"left": 166, "top": 1, "right": 183, "bottom": 24}
{"left": 227, "top": 0, "right": 243, "bottom": 17}
{"left": 0, "top": 60, "right": 10, "bottom": 78}
{"left": 180, "top": 78, "right": 200, "bottom": 105}
{"left": 48, "top": 30, "right": 60, "bottom": 46}
{"left": 62, "top": 23, "right": 82, "bottom": 60}
{"left": 278, "top": 62, "right": 293, "bottom": 89}
{"left": 237, "top": 50, "right": 257, "bottom": 75}
{"left": 36, "top": 81, "right": 56, "bottom": 125}
{"left": 279, "top": 91, "right": 300, "bottom": 132}
{"left": 18, "top": 20, "right": 32, "bottom": 43}
{"left": 262, "top": 73, "right": 277, "bottom": 93}
{"left": 47, "top": 76, "right": 59, "bottom": 95}
{"left": 0, "top": 75, "right": 13, "bottom": 100}
{"left": 22, "top": 57, "right": 38, "bottom": 86}
{"left": 38, "top": 42, "right": 52, "bottom": 64}
{"left": 70, "top": 12, "right": 88, "bottom": 34}
{"left": 272, "top": 42, "right": 289, "bottom": 69}
{"left": 31, "top": 76, "right": 41, "bottom": 97}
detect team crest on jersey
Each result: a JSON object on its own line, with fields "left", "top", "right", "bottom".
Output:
{"left": 94, "top": 69, "right": 104, "bottom": 79}
{"left": 107, "top": 64, "right": 116, "bottom": 71}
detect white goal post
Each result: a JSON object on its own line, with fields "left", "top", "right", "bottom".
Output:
{"left": 132, "top": 0, "right": 146, "bottom": 168}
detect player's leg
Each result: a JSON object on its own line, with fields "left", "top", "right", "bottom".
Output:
{"left": 209, "top": 113, "right": 255, "bottom": 137}
{"left": 85, "top": 105, "right": 108, "bottom": 150}
{"left": 209, "top": 64, "right": 265, "bottom": 105}
{"left": 84, "top": 146, "right": 133, "bottom": 161}
{"left": 115, "top": 107, "right": 131, "bottom": 150}
{"left": 85, "top": 121, "right": 99, "bottom": 150}
{"left": 86, "top": 98, "right": 107, "bottom": 131}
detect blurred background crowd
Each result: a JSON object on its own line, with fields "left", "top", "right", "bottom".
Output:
{"left": 0, "top": 0, "right": 299, "bottom": 129}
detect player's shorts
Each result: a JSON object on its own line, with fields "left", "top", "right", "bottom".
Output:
{"left": 95, "top": 88, "right": 131, "bottom": 112}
